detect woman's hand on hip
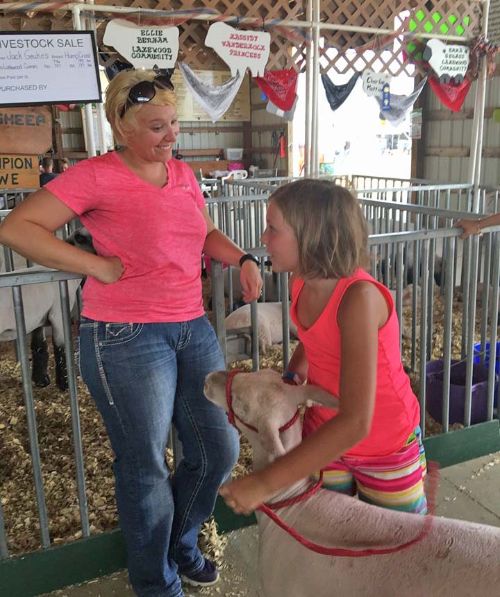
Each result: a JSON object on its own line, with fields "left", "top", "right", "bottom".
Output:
{"left": 90, "top": 256, "right": 124, "bottom": 284}
{"left": 239, "top": 261, "right": 263, "bottom": 303}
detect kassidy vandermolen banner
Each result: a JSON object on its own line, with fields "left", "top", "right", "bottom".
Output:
{"left": 0, "top": 107, "right": 52, "bottom": 155}
{"left": 0, "top": 31, "right": 101, "bottom": 107}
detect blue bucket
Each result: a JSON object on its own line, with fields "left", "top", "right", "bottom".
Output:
{"left": 473, "top": 341, "right": 500, "bottom": 374}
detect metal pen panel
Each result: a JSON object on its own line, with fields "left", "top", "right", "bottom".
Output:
{"left": 463, "top": 235, "right": 480, "bottom": 427}
{"left": 0, "top": 499, "right": 8, "bottom": 559}
{"left": 58, "top": 280, "right": 90, "bottom": 538}
{"left": 11, "top": 285, "right": 50, "bottom": 548}
{"left": 250, "top": 300, "right": 259, "bottom": 371}
{"left": 280, "top": 273, "right": 290, "bottom": 371}
{"left": 441, "top": 236, "right": 456, "bottom": 434}
{"left": 487, "top": 232, "right": 500, "bottom": 420}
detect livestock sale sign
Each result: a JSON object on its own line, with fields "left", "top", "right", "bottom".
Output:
{"left": 103, "top": 19, "right": 179, "bottom": 69}
{"left": 205, "top": 23, "right": 270, "bottom": 77}
{"left": 0, "top": 31, "right": 101, "bottom": 106}
{"left": 0, "top": 155, "right": 39, "bottom": 189}
{"left": 0, "top": 107, "right": 52, "bottom": 155}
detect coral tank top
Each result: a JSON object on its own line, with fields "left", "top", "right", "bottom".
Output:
{"left": 291, "top": 269, "right": 420, "bottom": 457}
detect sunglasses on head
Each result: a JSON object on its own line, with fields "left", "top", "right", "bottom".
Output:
{"left": 120, "top": 74, "right": 174, "bottom": 117}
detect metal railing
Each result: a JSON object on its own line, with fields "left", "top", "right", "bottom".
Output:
{"left": 1, "top": 180, "right": 500, "bottom": 564}
{"left": 0, "top": 269, "right": 88, "bottom": 559}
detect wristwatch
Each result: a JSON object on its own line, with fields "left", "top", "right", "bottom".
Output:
{"left": 239, "top": 253, "right": 260, "bottom": 267}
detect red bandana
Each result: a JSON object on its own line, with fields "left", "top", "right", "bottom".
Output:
{"left": 254, "top": 68, "right": 298, "bottom": 112}
{"left": 428, "top": 76, "right": 471, "bottom": 112}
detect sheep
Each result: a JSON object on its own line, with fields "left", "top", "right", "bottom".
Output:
{"left": 380, "top": 251, "right": 443, "bottom": 288}
{"left": 206, "top": 265, "right": 282, "bottom": 312}
{"left": 204, "top": 368, "right": 500, "bottom": 597}
{"left": 225, "top": 302, "right": 297, "bottom": 355}
{"left": 0, "top": 246, "right": 29, "bottom": 272}
{"left": 0, "top": 227, "right": 94, "bottom": 391}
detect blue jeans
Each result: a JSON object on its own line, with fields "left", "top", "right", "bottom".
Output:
{"left": 79, "top": 315, "right": 239, "bottom": 597}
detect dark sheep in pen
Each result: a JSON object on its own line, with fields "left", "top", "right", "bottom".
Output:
{"left": 0, "top": 227, "right": 94, "bottom": 391}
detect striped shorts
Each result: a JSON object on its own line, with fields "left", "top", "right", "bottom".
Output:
{"left": 317, "top": 426, "right": 427, "bottom": 514}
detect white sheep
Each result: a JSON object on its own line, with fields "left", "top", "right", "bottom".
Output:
{"left": 224, "top": 302, "right": 297, "bottom": 355}
{"left": 204, "top": 369, "right": 500, "bottom": 597}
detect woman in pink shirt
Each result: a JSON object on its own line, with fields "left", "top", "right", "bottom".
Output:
{"left": 0, "top": 69, "right": 262, "bottom": 597}
{"left": 219, "top": 179, "right": 427, "bottom": 517}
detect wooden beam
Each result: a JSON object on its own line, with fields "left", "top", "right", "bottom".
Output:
{"left": 424, "top": 147, "right": 500, "bottom": 158}
{"left": 251, "top": 124, "right": 287, "bottom": 132}
{"left": 425, "top": 147, "right": 469, "bottom": 157}
{"left": 177, "top": 148, "right": 223, "bottom": 157}
{"left": 247, "top": 147, "right": 280, "bottom": 154}
{"left": 426, "top": 107, "right": 494, "bottom": 121}
{"left": 483, "top": 147, "right": 500, "bottom": 158}
{"left": 243, "top": 121, "right": 252, "bottom": 167}
{"left": 180, "top": 125, "right": 244, "bottom": 134}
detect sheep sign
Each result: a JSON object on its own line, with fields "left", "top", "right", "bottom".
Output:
{"left": 423, "top": 39, "right": 469, "bottom": 84}
{"left": 362, "top": 70, "right": 392, "bottom": 97}
{"left": 205, "top": 23, "right": 270, "bottom": 77}
{"left": 103, "top": 19, "right": 179, "bottom": 69}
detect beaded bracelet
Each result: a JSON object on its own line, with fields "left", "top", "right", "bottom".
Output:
{"left": 282, "top": 370, "right": 298, "bottom": 384}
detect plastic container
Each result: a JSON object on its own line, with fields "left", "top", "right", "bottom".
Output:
{"left": 426, "top": 359, "right": 493, "bottom": 425}
{"left": 225, "top": 148, "right": 243, "bottom": 160}
{"left": 473, "top": 341, "right": 500, "bottom": 374}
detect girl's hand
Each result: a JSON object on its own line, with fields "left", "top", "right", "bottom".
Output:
{"left": 219, "top": 472, "right": 276, "bottom": 515}
{"left": 91, "top": 256, "right": 124, "bottom": 284}
{"left": 239, "top": 261, "right": 263, "bottom": 303}
{"left": 456, "top": 218, "right": 482, "bottom": 239}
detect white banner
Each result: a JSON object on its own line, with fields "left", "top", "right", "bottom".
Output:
{"left": 0, "top": 31, "right": 101, "bottom": 106}
{"left": 205, "top": 22, "right": 270, "bottom": 77}
{"left": 103, "top": 19, "right": 179, "bottom": 69}
{"left": 362, "top": 70, "right": 392, "bottom": 97}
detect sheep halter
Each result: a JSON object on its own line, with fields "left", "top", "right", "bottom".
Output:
{"left": 225, "top": 370, "right": 437, "bottom": 558}
{"left": 258, "top": 462, "right": 440, "bottom": 558}
{"left": 224, "top": 370, "right": 300, "bottom": 433}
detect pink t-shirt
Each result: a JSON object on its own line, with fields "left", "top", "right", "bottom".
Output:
{"left": 291, "top": 269, "right": 420, "bottom": 457}
{"left": 46, "top": 152, "right": 207, "bottom": 323}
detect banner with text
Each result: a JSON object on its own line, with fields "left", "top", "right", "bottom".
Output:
{"left": 0, "top": 31, "right": 101, "bottom": 107}
{"left": 0, "top": 154, "right": 39, "bottom": 189}
{"left": 0, "top": 107, "right": 52, "bottom": 154}
{"left": 103, "top": 19, "right": 179, "bottom": 69}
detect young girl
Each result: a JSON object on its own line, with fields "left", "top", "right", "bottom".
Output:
{"left": 219, "top": 179, "right": 427, "bottom": 516}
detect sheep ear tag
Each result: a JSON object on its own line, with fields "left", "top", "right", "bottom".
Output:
{"left": 259, "top": 420, "right": 286, "bottom": 457}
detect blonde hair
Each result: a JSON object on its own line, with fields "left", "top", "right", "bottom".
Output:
{"left": 270, "top": 179, "right": 369, "bottom": 279}
{"left": 105, "top": 70, "right": 176, "bottom": 144}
